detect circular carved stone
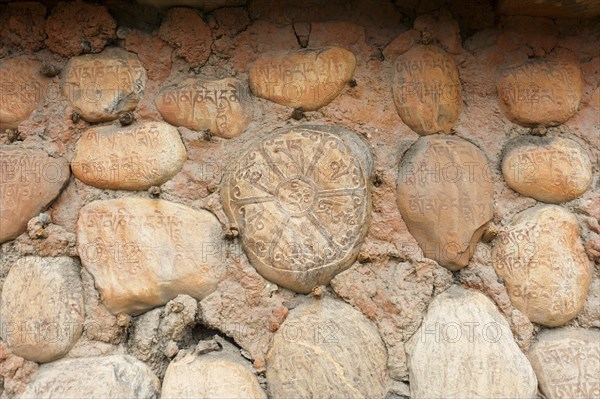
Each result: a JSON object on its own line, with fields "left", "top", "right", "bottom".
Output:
{"left": 221, "top": 125, "right": 373, "bottom": 293}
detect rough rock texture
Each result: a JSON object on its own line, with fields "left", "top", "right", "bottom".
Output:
{"left": 221, "top": 125, "right": 373, "bottom": 293}
{"left": 140, "top": 0, "right": 246, "bottom": 11}
{"left": 266, "top": 297, "right": 388, "bottom": 399}
{"left": 406, "top": 285, "right": 538, "bottom": 399}
{"left": 502, "top": 136, "right": 592, "bottom": 203}
{"left": 76, "top": 198, "right": 224, "bottom": 315}
{"left": 159, "top": 7, "right": 213, "bottom": 66}
{"left": 19, "top": 355, "right": 160, "bottom": 399}
{"left": 393, "top": 44, "right": 462, "bottom": 135}
{"left": 396, "top": 135, "right": 493, "bottom": 270}
{"left": 0, "top": 257, "right": 83, "bottom": 363}
{"left": 528, "top": 329, "right": 600, "bottom": 399}
{"left": 492, "top": 205, "right": 592, "bottom": 327}
{"left": 61, "top": 48, "right": 147, "bottom": 122}
{"left": 71, "top": 122, "right": 187, "bottom": 190}
{"left": 248, "top": 47, "right": 356, "bottom": 111}
{"left": 413, "top": 10, "right": 462, "bottom": 54}
{"left": 124, "top": 30, "right": 172, "bottom": 82}
{"left": 0, "top": 147, "right": 70, "bottom": 244}
{"left": 0, "top": 2, "right": 46, "bottom": 52}
{"left": 0, "top": 341, "right": 38, "bottom": 398}
{"left": 44, "top": 1, "right": 116, "bottom": 57}
{"left": 498, "top": 0, "right": 600, "bottom": 18}
{"left": 155, "top": 77, "right": 252, "bottom": 138}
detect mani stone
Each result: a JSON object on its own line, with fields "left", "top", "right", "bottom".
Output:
{"left": 20, "top": 355, "right": 160, "bottom": 399}
{"left": 502, "top": 136, "right": 592, "bottom": 204}
{"left": 406, "top": 285, "right": 538, "bottom": 399}
{"left": 492, "top": 204, "right": 591, "bottom": 327}
{"left": 221, "top": 125, "right": 373, "bottom": 293}
{"left": 528, "top": 329, "right": 600, "bottom": 399}
{"left": 0, "top": 257, "right": 84, "bottom": 363}
{"left": 497, "top": 58, "right": 583, "bottom": 127}
{"left": 155, "top": 77, "right": 252, "bottom": 139}
{"left": 392, "top": 44, "right": 462, "bottom": 135}
{"left": 266, "top": 297, "right": 388, "bottom": 399}
{"left": 0, "top": 146, "right": 70, "bottom": 244}
{"left": 76, "top": 198, "right": 224, "bottom": 315}
{"left": 62, "top": 48, "right": 147, "bottom": 123}
{"left": 0, "top": 57, "right": 49, "bottom": 129}
{"left": 248, "top": 47, "right": 356, "bottom": 111}
{"left": 71, "top": 122, "right": 187, "bottom": 190}
{"left": 396, "top": 135, "right": 493, "bottom": 270}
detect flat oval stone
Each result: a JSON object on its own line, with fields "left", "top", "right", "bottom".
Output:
{"left": 266, "top": 297, "right": 388, "bottom": 399}
{"left": 528, "top": 329, "right": 600, "bottom": 399}
{"left": 393, "top": 44, "right": 462, "bottom": 135}
{"left": 155, "top": 77, "right": 252, "bottom": 138}
{"left": 502, "top": 136, "right": 592, "bottom": 203}
{"left": 0, "top": 57, "right": 49, "bottom": 129}
{"left": 492, "top": 204, "right": 591, "bottom": 327}
{"left": 0, "top": 256, "right": 83, "bottom": 363}
{"left": 71, "top": 122, "right": 187, "bottom": 190}
{"left": 406, "top": 285, "right": 538, "bottom": 399}
{"left": 20, "top": 355, "right": 160, "bottom": 398}
{"left": 497, "top": 59, "right": 583, "bottom": 127}
{"left": 396, "top": 135, "right": 493, "bottom": 270}
{"left": 0, "top": 146, "right": 70, "bottom": 244}
{"left": 248, "top": 47, "right": 356, "bottom": 111}
{"left": 76, "top": 198, "right": 224, "bottom": 315}
{"left": 221, "top": 125, "right": 373, "bottom": 293}
{"left": 62, "top": 48, "right": 147, "bottom": 122}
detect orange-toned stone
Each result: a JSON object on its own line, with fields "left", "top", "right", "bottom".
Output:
{"left": 0, "top": 2, "right": 46, "bottom": 52}
{"left": 248, "top": 47, "right": 356, "bottom": 111}
{"left": 158, "top": 7, "right": 213, "bottom": 65}
{"left": 383, "top": 29, "right": 420, "bottom": 61}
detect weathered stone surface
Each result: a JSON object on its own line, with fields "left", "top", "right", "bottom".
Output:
{"left": 396, "top": 135, "right": 493, "bottom": 270}
{"left": 19, "top": 355, "right": 160, "bottom": 399}
{"left": 0, "top": 2, "right": 46, "bottom": 52}
{"left": 76, "top": 198, "right": 224, "bottom": 315}
{"left": 266, "top": 297, "right": 388, "bottom": 399}
{"left": 498, "top": 0, "right": 600, "bottom": 18}
{"left": 0, "top": 257, "right": 83, "bottom": 363}
{"left": 492, "top": 205, "right": 591, "bottom": 327}
{"left": 528, "top": 329, "right": 600, "bottom": 399}
{"left": 71, "top": 122, "right": 187, "bottom": 190}
{"left": 158, "top": 7, "right": 213, "bottom": 65}
{"left": 0, "top": 57, "right": 49, "bottom": 129}
{"left": 155, "top": 77, "right": 252, "bottom": 138}
{"left": 221, "top": 125, "right": 373, "bottom": 293}
{"left": 392, "top": 45, "right": 462, "bottom": 135}
{"left": 406, "top": 285, "right": 538, "bottom": 399}
{"left": 497, "top": 58, "right": 583, "bottom": 127}
{"left": 502, "top": 136, "right": 592, "bottom": 203}
{"left": 62, "top": 48, "right": 147, "bottom": 122}
{"left": 248, "top": 47, "right": 356, "bottom": 111}
{"left": 0, "top": 147, "right": 70, "bottom": 244}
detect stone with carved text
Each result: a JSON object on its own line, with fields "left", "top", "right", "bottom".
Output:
{"left": 396, "top": 135, "right": 493, "bottom": 270}
{"left": 221, "top": 125, "right": 373, "bottom": 293}
{"left": 406, "top": 285, "right": 538, "bottom": 399}
{"left": 392, "top": 45, "right": 462, "bottom": 135}
{"left": 76, "top": 198, "right": 224, "bottom": 315}
{"left": 248, "top": 47, "right": 356, "bottom": 111}
{"left": 0, "top": 257, "right": 84, "bottom": 363}
{"left": 0, "top": 147, "right": 70, "bottom": 244}
{"left": 155, "top": 77, "right": 252, "bottom": 138}
{"left": 71, "top": 122, "right": 187, "bottom": 190}
{"left": 492, "top": 205, "right": 591, "bottom": 327}
{"left": 62, "top": 48, "right": 147, "bottom": 122}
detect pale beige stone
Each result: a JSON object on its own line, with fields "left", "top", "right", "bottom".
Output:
{"left": 528, "top": 329, "right": 600, "bottom": 399}
{"left": 492, "top": 205, "right": 591, "bottom": 327}
{"left": 248, "top": 47, "right": 356, "bottom": 111}
{"left": 502, "top": 136, "right": 592, "bottom": 203}
{"left": 266, "top": 297, "right": 388, "bottom": 399}
{"left": 221, "top": 125, "right": 373, "bottom": 293}
{"left": 76, "top": 198, "right": 224, "bottom": 315}
{"left": 62, "top": 48, "right": 147, "bottom": 122}
{"left": 0, "top": 146, "right": 70, "bottom": 244}
{"left": 0, "top": 257, "right": 83, "bottom": 363}
{"left": 71, "top": 122, "right": 187, "bottom": 190}
{"left": 406, "top": 285, "right": 538, "bottom": 399}
{"left": 393, "top": 44, "right": 462, "bottom": 135}
{"left": 155, "top": 77, "right": 252, "bottom": 138}
{"left": 396, "top": 135, "right": 493, "bottom": 270}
